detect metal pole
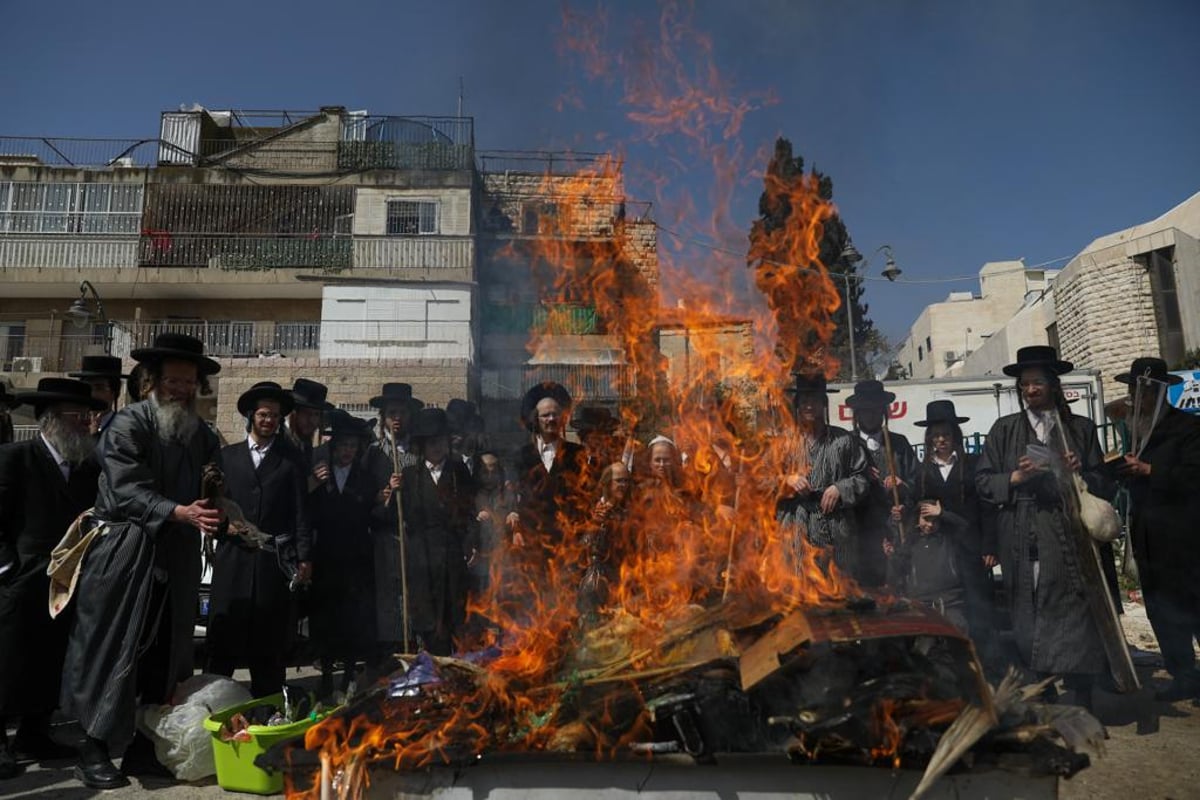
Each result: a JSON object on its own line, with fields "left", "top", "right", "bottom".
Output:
{"left": 845, "top": 275, "right": 857, "bottom": 382}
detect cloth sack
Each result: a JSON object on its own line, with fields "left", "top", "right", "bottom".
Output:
{"left": 1073, "top": 474, "right": 1121, "bottom": 543}
{"left": 46, "top": 508, "right": 104, "bottom": 619}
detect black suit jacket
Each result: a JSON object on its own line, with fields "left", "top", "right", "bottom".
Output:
{"left": 0, "top": 437, "right": 100, "bottom": 714}
{"left": 515, "top": 439, "right": 585, "bottom": 544}
{"left": 218, "top": 439, "right": 311, "bottom": 562}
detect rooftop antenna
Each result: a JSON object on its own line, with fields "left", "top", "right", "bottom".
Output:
{"left": 458, "top": 77, "right": 465, "bottom": 117}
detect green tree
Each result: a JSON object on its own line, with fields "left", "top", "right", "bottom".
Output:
{"left": 749, "top": 138, "right": 879, "bottom": 380}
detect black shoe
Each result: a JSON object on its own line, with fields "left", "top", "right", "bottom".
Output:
{"left": 12, "top": 730, "right": 76, "bottom": 761}
{"left": 0, "top": 743, "right": 18, "bottom": 780}
{"left": 1154, "top": 678, "right": 1200, "bottom": 702}
{"left": 74, "top": 760, "right": 131, "bottom": 790}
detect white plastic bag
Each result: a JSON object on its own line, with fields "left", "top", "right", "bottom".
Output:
{"left": 137, "top": 674, "right": 252, "bottom": 781}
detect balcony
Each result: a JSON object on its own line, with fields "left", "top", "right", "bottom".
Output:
{"left": 2, "top": 332, "right": 108, "bottom": 373}
{"left": 352, "top": 236, "right": 474, "bottom": 271}
{"left": 481, "top": 303, "right": 600, "bottom": 336}
{"left": 126, "top": 320, "right": 321, "bottom": 358}
{"left": 481, "top": 363, "right": 635, "bottom": 401}
{"left": 0, "top": 235, "right": 138, "bottom": 269}
{"left": 138, "top": 235, "right": 352, "bottom": 271}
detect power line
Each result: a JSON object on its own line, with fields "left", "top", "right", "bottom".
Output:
{"left": 653, "top": 223, "right": 1073, "bottom": 284}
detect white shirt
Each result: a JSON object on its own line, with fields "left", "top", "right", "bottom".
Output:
{"left": 537, "top": 436, "right": 558, "bottom": 472}
{"left": 932, "top": 451, "right": 958, "bottom": 480}
{"left": 248, "top": 435, "right": 275, "bottom": 468}
{"left": 40, "top": 434, "right": 71, "bottom": 482}
{"left": 426, "top": 459, "right": 446, "bottom": 485}
{"left": 333, "top": 463, "right": 352, "bottom": 493}
{"left": 1025, "top": 409, "right": 1054, "bottom": 444}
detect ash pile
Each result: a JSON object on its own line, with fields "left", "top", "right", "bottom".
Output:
{"left": 261, "top": 595, "right": 1104, "bottom": 799}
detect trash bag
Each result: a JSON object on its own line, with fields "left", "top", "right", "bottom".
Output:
{"left": 137, "top": 674, "right": 252, "bottom": 781}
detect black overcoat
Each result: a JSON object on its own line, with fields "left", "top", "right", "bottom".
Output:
{"left": 206, "top": 439, "right": 310, "bottom": 668}
{"left": 309, "top": 460, "right": 378, "bottom": 654}
{"left": 975, "top": 411, "right": 1111, "bottom": 675}
{"left": 856, "top": 429, "right": 918, "bottom": 586}
{"left": 400, "top": 460, "right": 477, "bottom": 643}
{"left": 514, "top": 439, "right": 585, "bottom": 546}
{"left": 60, "top": 401, "right": 219, "bottom": 749}
{"left": 0, "top": 437, "right": 100, "bottom": 715}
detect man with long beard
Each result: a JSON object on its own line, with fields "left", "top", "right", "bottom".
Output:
{"left": 0, "top": 378, "right": 104, "bottom": 780}
{"left": 60, "top": 334, "right": 222, "bottom": 789}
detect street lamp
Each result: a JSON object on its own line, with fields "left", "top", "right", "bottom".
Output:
{"left": 64, "top": 280, "right": 111, "bottom": 355}
{"left": 837, "top": 243, "right": 901, "bottom": 382}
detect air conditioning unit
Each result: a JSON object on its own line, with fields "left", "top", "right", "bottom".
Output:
{"left": 11, "top": 356, "right": 43, "bottom": 373}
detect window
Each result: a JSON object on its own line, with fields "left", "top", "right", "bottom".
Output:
{"left": 918, "top": 346, "right": 924, "bottom": 361}
{"left": 925, "top": 336, "right": 932, "bottom": 352}
{"left": 386, "top": 200, "right": 438, "bottom": 236}
{"left": 1139, "top": 247, "right": 1184, "bottom": 366}
{"left": 0, "top": 181, "right": 143, "bottom": 234}
{"left": 908, "top": 362, "right": 913, "bottom": 378}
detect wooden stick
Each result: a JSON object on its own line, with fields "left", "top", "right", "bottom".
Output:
{"left": 721, "top": 453, "right": 744, "bottom": 602}
{"left": 391, "top": 437, "right": 411, "bottom": 653}
{"left": 881, "top": 415, "right": 906, "bottom": 545}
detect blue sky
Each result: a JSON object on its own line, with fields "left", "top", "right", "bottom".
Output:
{"left": 3, "top": 0, "right": 1198, "bottom": 341}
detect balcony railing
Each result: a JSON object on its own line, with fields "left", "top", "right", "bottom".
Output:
{"left": 0, "top": 137, "right": 161, "bottom": 168}
{"left": 126, "top": 320, "right": 322, "bottom": 357}
{"left": 2, "top": 333, "right": 108, "bottom": 373}
{"left": 0, "top": 235, "right": 139, "bottom": 269}
{"left": 482, "top": 304, "right": 600, "bottom": 335}
{"left": 352, "top": 236, "right": 474, "bottom": 271}
{"left": 138, "top": 234, "right": 352, "bottom": 270}
{"left": 481, "top": 363, "right": 634, "bottom": 401}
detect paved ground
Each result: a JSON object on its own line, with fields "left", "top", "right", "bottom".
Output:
{"left": 4, "top": 603, "right": 1198, "bottom": 799}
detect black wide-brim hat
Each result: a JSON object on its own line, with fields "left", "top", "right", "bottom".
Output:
{"left": 784, "top": 372, "right": 839, "bottom": 398}
{"left": 131, "top": 332, "right": 220, "bottom": 376}
{"left": 292, "top": 378, "right": 334, "bottom": 410}
{"left": 914, "top": 399, "right": 970, "bottom": 428}
{"left": 237, "top": 381, "right": 295, "bottom": 417}
{"left": 69, "top": 355, "right": 129, "bottom": 381}
{"left": 571, "top": 404, "right": 619, "bottom": 433}
{"left": 15, "top": 377, "right": 108, "bottom": 413}
{"left": 369, "top": 382, "right": 423, "bottom": 412}
{"left": 844, "top": 379, "right": 897, "bottom": 409}
{"left": 1115, "top": 357, "right": 1183, "bottom": 387}
{"left": 445, "top": 398, "right": 478, "bottom": 433}
{"left": 325, "top": 409, "right": 373, "bottom": 439}
{"left": 410, "top": 407, "right": 450, "bottom": 440}
{"left": 521, "top": 381, "right": 573, "bottom": 431}
{"left": 1001, "top": 345, "right": 1073, "bottom": 378}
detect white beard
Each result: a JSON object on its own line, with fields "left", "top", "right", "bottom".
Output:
{"left": 41, "top": 412, "right": 96, "bottom": 466}
{"left": 151, "top": 392, "right": 200, "bottom": 443}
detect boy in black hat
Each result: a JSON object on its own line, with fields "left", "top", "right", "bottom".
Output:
{"left": 845, "top": 379, "right": 917, "bottom": 587}
{"left": 206, "top": 382, "right": 311, "bottom": 697}
{"left": 68, "top": 355, "right": 127, "bottom": 436}
{"left": 1114, "top": 357, "right": 1200, "bottom": 701}
{"left": 0, "top": 378, "right": 104, "bottom": 779}
{"left": 398, "top": 408, "right": 477, "bottom": 655}
{"left": 285, "top": 378, "right": 332, "bottom": 467}
{"left": 776, "top": 373, "right": 869, "bottom": 577}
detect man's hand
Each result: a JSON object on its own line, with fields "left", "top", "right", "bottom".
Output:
{"left": 819, "top": 485, "right": 841, "bottom": 514}
{"left": 882, "top": 475, "right": 904, "bottom": 491}
{"left": 295, "top": 561, "right": 313, "bottom": 584}
{"left": 1010, "top": 456, "right": 1040, "bottom": 486}
{"left": 1063, "top": 451, "right": 1081, "bottom": 473}
{"left": 173, "top": 499, "right": 222, "bottom": 535}
{"left": 918, "top": 499, "right": 942, "bottom": 518}
{"left": 982, "top": 554, "right": 998, "bottom": 569}
{"left": 1119, "top": 454, "right": 1151, "bottom": 478}
{"left": 476, "top": 509, "right": 492, "bottom": 524}
{"left": 785, "top": 474, "right": 812, "bottom": 496}
{"left": 312, "top": 462, "right": 330, "bottom": 484}
{"left": 505, "top": 511, "right": 520, "bottom": 530}
{"left": 889, "top": 504, "right": 904, "bottom": 522}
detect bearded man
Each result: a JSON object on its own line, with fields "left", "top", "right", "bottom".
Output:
{"left": 0, "top": 378, "right": 104, "bottom": 780}
{"left": 68, "top": 355, "right": 126, "bottom": 437}
{"left": 60, "top": 334, "right": 223, "bottom": 789}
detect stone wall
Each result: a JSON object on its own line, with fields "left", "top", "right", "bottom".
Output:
{"left": 1054, "top": 246, "right": 1160, "bottom": 398}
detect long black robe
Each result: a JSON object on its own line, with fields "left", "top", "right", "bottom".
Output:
{"left": 855, "top": 428, "right": 918, "bottom": 587}
{"left": 1123, "top": 406, "right": 1200, "bottom": 677}
{"left": 206, "top": 439, "right": 310, "bottom": 694}
{"left": 368, "top": 435, "right": 418, "bottom": 646}
{"left": 975, "top": 410, "right": 1111, "bottom": 676}
{"left": 60, "top": 401, "right": 219, "bottom": 749}
{"left": 0, "top": 437, "right": 100, "bottom": 716}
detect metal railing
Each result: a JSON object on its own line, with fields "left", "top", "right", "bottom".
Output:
{"left": 352, "top": 236, "right": 474, "bottom": 270}
{"left": 138, "top": 234, "right": 352, "bottom": 270}
{"left": 482, "top": 304, "right": 601, "bottom": 336}
{"left": 0, "top": 137, "right": 162, "bottom": 168}
{"left": 481, "top": 363, "right": 635, "bottom": 401}
{"left": 2, "top": 333, "right": 107, "bottom": 373}
{"left": 0, "top": 236, "right": 139, "bottom": 269}
{"left": 125, "top": 320, "right": 321, "bottom": 357}
{"left": 477, "top": 150, "right": 617, "bottom": 175}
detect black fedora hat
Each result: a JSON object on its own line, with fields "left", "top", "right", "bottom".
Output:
{"left": 845, "top": 379, "right": 897, "bottom": 410}
{"left": 445, "top": 398, "right": 477, "bottom": 433}
{"left": 237, "top": 381, "right": 295, "bottom": 417}
{"left": 1002, "top": 345, "right": 1073, "bottom": 378}
{"left": 324, "top": 408, "right": 372, "bottom": 439}
{"left": 521, "top": 381, "right": 573, "bottom": 431}
{"left": 369, "top": 382, "right": 423, "bottom": 411}
{"left": 410, "top": 407, "right": 450, "bottom": 440}
{"left": 292, "top": 378, "right": 333, "bottom": 410}
{"left": 15, "top": 377, "right": 108, "bottom": 414}
{"left": 784, "top": 372, "right": 839, "bottom": 397}
{"left": 571, "top": 405, "right": 619, "bottom": 433}
{"left": 131, "top": 333, "right": 220, "bottom": 376}
{"left": 914, "top": 400, "right": 970, "bottom": 428}
{"left": 1115, "top": 356, "right": 1183, "bottom": 387}
{"left": 69, "top": 355, "right": 128, "bottom": 381}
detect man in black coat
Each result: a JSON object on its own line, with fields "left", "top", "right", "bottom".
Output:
{"left": 68, "top": 355, "right": 126, "bottom": 437}
{"left": 508, "top": 381, "right": 585, "bottom": 551}
{"left": 1115, "top": 357, "right": 1200, "bottom": 701}
{"left": 0, "top": 378, "right": 104, "bottom": 779}
{"left": 846, "top": 380, "right": 917, "bottom": 588}
{"left": 61, "top": 334, "right": 224, "bottom": 789}
{"left": 207, "top": 382, "right": 311, "bottom": 697}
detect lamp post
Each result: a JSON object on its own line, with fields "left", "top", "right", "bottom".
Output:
{"left": 837, "top": 243, "right": 902, "bottom": 382}
{"left": 64, "top": 280, "right": 111, "bottom": 355}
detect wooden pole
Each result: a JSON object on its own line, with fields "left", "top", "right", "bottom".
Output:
{"left": 881, "top": 415, "right": 906, "bottom": 545}
{"left": 391, "top": 436, "right": 410, "bottom": 653}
